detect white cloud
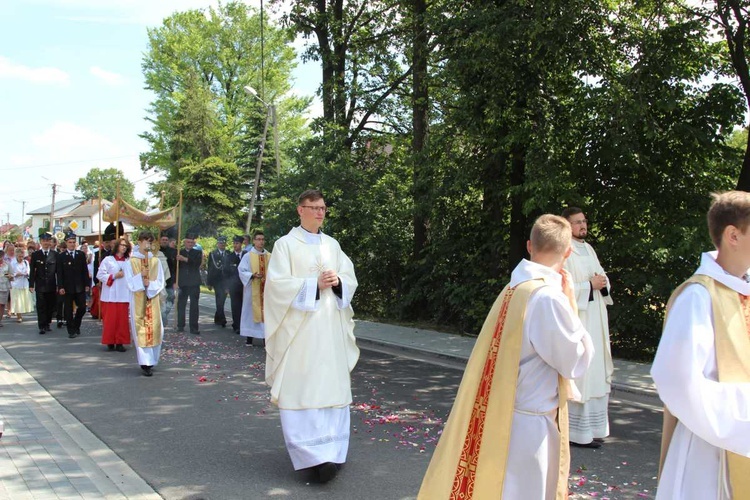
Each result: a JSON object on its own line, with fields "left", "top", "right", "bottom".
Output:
{"left": 43, "top": 0, "right": 266, "bottom": 26}
{"left": 0, "top": 56, "right": 69, "bottom": 85}
{"left": 89, "top": 66, "right": 124, "bottom": 86}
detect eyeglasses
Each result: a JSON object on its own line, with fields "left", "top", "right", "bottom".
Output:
{"left": 301, "top": 206, "right": 327, "bottom": 213}
{"left": 570, "top": 219, "right": 588, "bottom": 225}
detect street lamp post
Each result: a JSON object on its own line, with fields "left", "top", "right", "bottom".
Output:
{"left": 243, "top": 85, "right": 280, "bottom": 233}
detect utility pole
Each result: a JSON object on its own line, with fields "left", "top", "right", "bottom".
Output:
{"left": 49, "top": 183, "right": 57, "bottom": 234}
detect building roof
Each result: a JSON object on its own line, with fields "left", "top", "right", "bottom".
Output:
{"left": 0, "top": 223, "right": 18, "bottom": 234}
{"left": 28, "top": 199, "right": 83, "bottom": 217}
{"left": 67, "top": 199, "right": 112, "bottom": 217}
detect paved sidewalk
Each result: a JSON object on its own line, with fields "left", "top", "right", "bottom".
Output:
{"left": 355, "top": 320, "right": 658, "bottom": 398}
{"left": 0, "top": 343, "right": 161, "bottom": 500}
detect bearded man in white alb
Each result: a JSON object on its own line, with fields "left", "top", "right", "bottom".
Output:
{"left": 264, "top": 189, "right": 358, "bottom": 484}
{"left": 562, "top": 207, "right": 613, "bottom": 449}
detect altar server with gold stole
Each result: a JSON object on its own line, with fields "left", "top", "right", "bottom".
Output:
{"left": 652, "top": 191, "right": 750, "bottom": 500}
{"left": 418, "top": 214, "right": 594, "bottom": 500}
{"left": 126, "top": 231, "right": 165, "bottom": 377}
{"left": 264, "top": 189, "right": 358, "bottom": 484}
{"left": 238, "top": 231, "right": 271, "bottom": 346}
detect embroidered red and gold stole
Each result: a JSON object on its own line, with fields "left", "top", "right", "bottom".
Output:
{"left": 130, "top": 256, "right": 162, "bottom": 347}
{"left": 418, "top": 279, "right": 571, "bottom": 500}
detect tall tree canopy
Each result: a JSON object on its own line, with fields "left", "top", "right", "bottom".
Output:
{"left": 74, "top": 168, "right": 142, "bottom": 207}
{"left": 140, "top": 2, "right": 310, "bottom": 230}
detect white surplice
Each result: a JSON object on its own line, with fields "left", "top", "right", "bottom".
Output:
{"left": 238, "top": 248, "right": 268, "bottom": 339}
{"left": 125, "top": 251, "right": 165, "bottom": 367}
{"left": 563, "top": 239, "right": 613, "bottom": 443}
{"left": 503, "top": 259, "right": 594, "bottom": 499}
{"left": 96, "top": 256, "right": 131, "bottom": 303}
{"left": 651, "top": 252, "right": 750, "bottom": 500}
{"left": 264, "top": 226, "right": 358, "bottom": 469}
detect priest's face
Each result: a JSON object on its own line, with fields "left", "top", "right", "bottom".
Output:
{"left": 297, "top": 198, "right": 327, "bottom": 232}
{"left": 253, "top": 234, "right": 265, "bottom": 251}
{"left": 567, "top": 213, "right": 588, "bottom": 241}
{"left": 184, "top": 238, "right": 195, "bottom": 250}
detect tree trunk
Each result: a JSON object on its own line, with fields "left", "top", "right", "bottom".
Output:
{"left": 412, "top": 0, "right": 429, "bottom": 260}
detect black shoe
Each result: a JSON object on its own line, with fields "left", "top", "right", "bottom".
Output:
{"left": 57, "top": 321, "right": 64, "bottom": 328}
{"left": 570, "top": 440, "right": 602, "bottom": 449}
{"left": 107, "top": 345, "right": 115, "bottom": 351}
{"left": 245, "top": 338, "right": 252, "bottom": 346}
{"left": 39, "top": 330, "right": 46, "bottom": 335}
{"left": 234, "top": 329, "right": 241, "bottom": 335}
{"left": 68, "top": 333, "right": 76, "bottom": 339}
{"left": 115, "top": 345, "right": 127, "bottom": 352}
{"left": 76, "top": 329, "right": 81, "bottom": 337}
{"left": 140, "top": 365, "right": 153, "bottom": 377}
{"left": 222, "top": 322, "right": 227, "bottom": 328}
{"left": 176, "top": 328, "right": 185, "bottom": 333}
{"left": 593, "top": 438, "right": 605, "bottom": 444}
{"left": 315, "top": 462, "right": 338, "bottom": 484}
{"left": 45, "top": 325, "right": 51, "bottom": 332}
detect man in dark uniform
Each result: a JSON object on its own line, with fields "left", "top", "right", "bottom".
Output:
{"left": 57, "top": 233, "right": 90, "bottom": 338}
{"left": 159, "top": 232, "right": 177, "bottom": 326}
{"left": 55, "top": 238, "right": 68, "bottom": 328}
{"left": 29, "top": 232, "right": 57, "bottom": 335}
{"left": 176, "top": 232, "right": 203, "bottom": 334}
{"left": 223, "top": 235, "right": 246, "bottom": 334}
{"left": 207, "top": 236, "right": 228, "bottom": 327}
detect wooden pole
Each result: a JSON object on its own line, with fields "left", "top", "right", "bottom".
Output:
{"left": 246, "top": 107, "right": 271, "bottom": 234}
{"left": 115, "top": 180, "right": 121, "bottom": 240}
{"left": 175, "top": 189, "right": 183, "bottom": 290}
{"left": 98, "top": 188, "right": 103, "bottom": 323}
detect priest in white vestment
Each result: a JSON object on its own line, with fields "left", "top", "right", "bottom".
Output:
{"left": 264, "top": 189, "right": 358, "bottom": 484}
{"left": 562, "top": 207, "right": 613, "bottom": 448}
{"left": 238, "top": 231, "right": 271, "bottom": 346}
{"left": 652, "top": 191, "right": 750, "bottom": 500}
{"left": 126, "top": 232, "right": 166, "bottom": 377}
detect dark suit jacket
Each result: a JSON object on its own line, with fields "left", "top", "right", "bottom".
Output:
{"left": 222, "top": 251, "right": 245, "bottom": 291}
{"left": 29, "top": 249, "right": 57, "bottom": 292}
{"left": 93, "top": 248, "right": 111, "bottom": 284}
{"left": 206, "top": 250, "right": 227, "bottom": 287}
{"left": 161, "top": 247, "right": 177, "bottom": 287}
{"left": 56, "top": 250, "right": 90, "bottom": 294}
{"left": 177, "top": 248, "right": 203, "bottom": 287}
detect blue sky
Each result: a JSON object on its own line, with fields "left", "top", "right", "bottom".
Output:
{"left": 0, "top": 0, "right": 319, "bottom": 228}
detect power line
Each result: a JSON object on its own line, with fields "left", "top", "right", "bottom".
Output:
{"left": 0, "top": 155, "right": 138, "bottom": 172}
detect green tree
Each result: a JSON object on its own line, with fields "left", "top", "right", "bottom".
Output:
{"left": 140, "top": 2, "right": 310, "bottom": 227}
{"left": 74, "top": 168, "right": 143, "bottom": 207}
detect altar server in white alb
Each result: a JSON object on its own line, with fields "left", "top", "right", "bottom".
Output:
{"left": 562, "top": 207, "right": 613, "bottom": 448}
{"left": 126, "top": 231, "right": 165, "bottom": 377}
{"left": 264, "top": 189, "right": 358, "bottom": 484}
{"left": 238, "top": 231, "right": 271, "bottom": 346}
{"left": 652, "top": 191, "right": 750, "bottom": 500}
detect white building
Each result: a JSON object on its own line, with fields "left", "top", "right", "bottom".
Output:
{"left": 27, "top": 198, "right": 133, "bottom": 244}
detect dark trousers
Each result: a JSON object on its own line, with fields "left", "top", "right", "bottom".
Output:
{"left": 64, "top": 291, "right": 86, "bottom": 334}
{"left": 177, "top": 285, "right": 200, "bottom": 333}
{"left": 213, "top": 281, "right": 227, "bottom": 326}
{"left": 228, "top": 284, "right": 243, "bottom": 331}
{"left": 56, "top": 293, "right": 67, "bottom": 322}
{"left": 35, "top": 290, "right": 57, "bottom": 330}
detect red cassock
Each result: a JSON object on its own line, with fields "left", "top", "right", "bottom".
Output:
{"left": 90, "top": 285, "right": 102, "bottom": 319}
{"left": 101, "top": 302, "right": 130, "bottom": 345}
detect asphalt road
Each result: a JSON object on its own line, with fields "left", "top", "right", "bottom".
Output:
{"left": 0, "top": 303, "right": 661, "bottom": 499}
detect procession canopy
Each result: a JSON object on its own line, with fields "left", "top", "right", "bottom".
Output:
{"left": 103, "top": 198, "right": 178, "bottom": 230}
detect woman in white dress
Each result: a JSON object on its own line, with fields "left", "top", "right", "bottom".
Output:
{"left": 10, "top": 250, "right": 34, "bottom": 321}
